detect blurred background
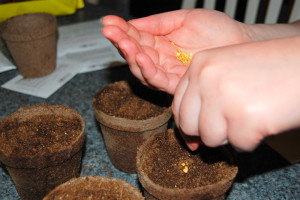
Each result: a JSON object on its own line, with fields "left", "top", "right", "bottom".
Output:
{"left": 94, "top": 0, "right": 298, "bottom": 23}
{"left": 1, "top": 0, "right": 298, "bottom": 24}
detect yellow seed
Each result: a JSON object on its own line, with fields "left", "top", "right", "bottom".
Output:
{"left": 183, "top": 166, "right": 189, "bottom": 173}
{"left": 171, "top": 41, "right": 193, "bottom": 66}
{"left": 180, "top": 161, "right": 189, "bottom": 173}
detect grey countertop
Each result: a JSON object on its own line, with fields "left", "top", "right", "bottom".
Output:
{"left": 0, "top": 3, "right": 300, "bottom": 200}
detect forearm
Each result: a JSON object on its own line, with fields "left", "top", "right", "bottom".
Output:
{"left": 245, "top": 20, "right": 300, "bottom": 41}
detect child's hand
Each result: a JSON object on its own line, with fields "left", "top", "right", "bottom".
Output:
{"left": 102, "top": 9, "right": 251, "bottom": 94}
{"left": 172, "top": 36, "right": 300, "bottom": 151}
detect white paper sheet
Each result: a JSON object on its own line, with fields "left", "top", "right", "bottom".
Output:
{"left": 0, "top": 51, "right": 15, "bottom": 73}
{"left": 1, "top": 19, "right": 126, "bottom": 98}
{"left": 2, "top": 58, "right": 82, "bottom": 98}
{"left": 57, "top": 20, "right": 125, "bottom": 73}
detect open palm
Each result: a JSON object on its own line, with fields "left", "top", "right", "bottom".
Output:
{"left": 102, "top": 9, "right": 251, "bottom": 94}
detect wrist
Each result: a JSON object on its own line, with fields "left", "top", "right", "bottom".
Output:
{"left": 244, "top": 23, "right": 300, "bottom": 41}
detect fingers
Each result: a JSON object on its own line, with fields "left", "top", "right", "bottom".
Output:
{"left": 172, "top": 76, "right": 202, "bottom": 151}
{"left": 102, "top": 11, "right": 188, "bottom": 37}
{"left": 102, "top": 25, "right": 126, "bottom": 48}
{"left": 196, "top": 67, "right": 228, "bottom": 148}
{"left": 172, "top": 75, "right": 189, "bottom": 126}
{"left": 173, "top": 74, "right": 262, "bottom": 151}
{"left": 227, "top": 112, "right": 264, "bottom": 151}
{"left": 179, "top": 129, "right": 202, "bottom": 151}
{"left": 129, "top": 10, "right": 189, "bottom": 35}
{"left": 172, "top": 60, "right": 229, "bottom": 150}
{"left": 102, "top": 17, "right": 180, "bottom": 94}
{"left": 118, "top": 39, "right": 145, "bottom": 84}
{"left": 102, "top": 15, "right": 141, "bottom": 42}
{"left": 101, "top": 16, "right": 147, "bottom": 84}
{"left": 136, "top": 53, "right": 179, "bottom": 94}
{"left": 173, "top": 82, "right": 229, "bottom": 150}
{"left": 101, "top": 15, "right": 128, "bottom": 31}
{"left": 229, "top": 128, "right": 261, "bottom": 152}
{"left": 101, "top": 16, "right": 130, "bottom": 47}
{"left": 119, "top": 39, "right": 181, "bottom": 94}
{"left": 102, "top": 16, "right": 149, "bottom": 86}
{"left": 176, "top": 78, "right": 202, "bottom": 137}
{"left": 198, "top": 99, "right": 228, "bottom": 147}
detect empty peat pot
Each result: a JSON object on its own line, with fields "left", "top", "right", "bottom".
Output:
{"left": 0, "top": 13, "right": 57, "bottom": 78}
{"left": 43, "top": 176, "right": 144, "bottom": 200}
{"left": 136, "top": 129, "right": 238, "bottom": 200}
{"left": 93, "top": 80, "right": 172, "bottom": 173}
{"left": 0, "top": 104, "right": 85, "bottom": 200}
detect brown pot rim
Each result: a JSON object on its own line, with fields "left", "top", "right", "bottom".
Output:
{"left": 0, "top": 13, "right": 57, "bottom": 42}
{"left": 0, "top": 104, "right": 85, "bottom": 169}
{"left": 43, "top": 176, "right": 144, "bottom": 200}
{"left": 94, "top": 105, "right": 172, "bottom": 132}
{"left": 93, "top": 81, "right": 172, "bottom": 132}
{"left": 136, "top": 129, "right": 238, "bottom": 199}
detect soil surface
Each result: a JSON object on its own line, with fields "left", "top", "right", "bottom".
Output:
{"left": 142, "top": 131, "right": 236, "bottom": 189}
{"left": 0, "top": 114, "right": 82, "bottom": 157}
{"left": 44, "top": 177, "right": 143, "bottom": 200}
{"left": 94, "top": 81, "right": 169, "bottom": 120}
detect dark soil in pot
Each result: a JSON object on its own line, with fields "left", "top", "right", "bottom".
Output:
{"left": 137, "top": 129, "right": 238, "bottom": 200}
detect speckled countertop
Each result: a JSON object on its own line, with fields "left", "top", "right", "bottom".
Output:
{"left": 0, "top": 3, "right": 300, "bottom": 200}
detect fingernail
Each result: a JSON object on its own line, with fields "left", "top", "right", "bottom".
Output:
{"left": 222, "top": 140, "right": 228, "bottom": 145}
{"left": 187, "top": 142, "right": 199, "bottom": 151}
